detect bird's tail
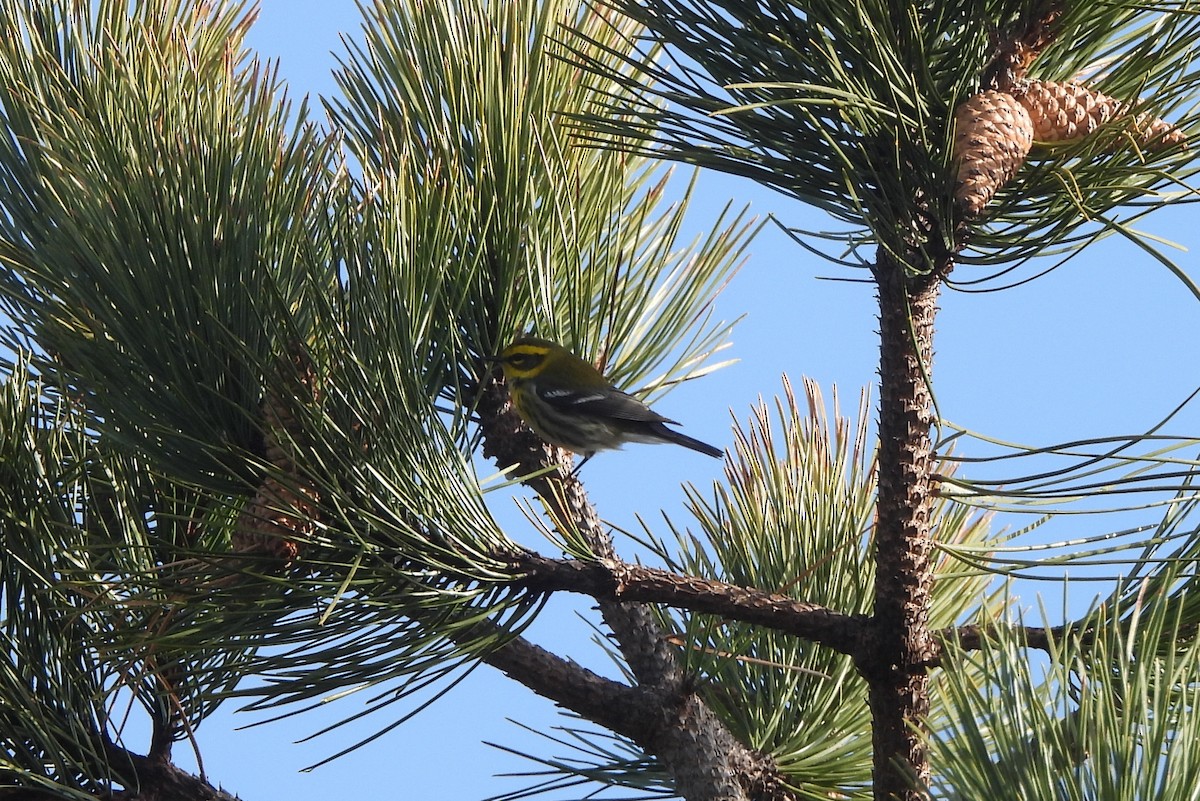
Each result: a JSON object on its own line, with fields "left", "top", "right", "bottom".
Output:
{"left": 661, "top": 426, "right": 723, "bottom": 459}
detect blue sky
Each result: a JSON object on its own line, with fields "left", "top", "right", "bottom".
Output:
{"left": 162, "top": 2, "right": 1200, "bottom": 798}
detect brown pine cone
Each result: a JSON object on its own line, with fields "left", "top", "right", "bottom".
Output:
{"left": 952, "top": 90, "right": 1035, "bottom": 216}
{"left": 1014, "top": 79, "right": 1186, "bottom": 150}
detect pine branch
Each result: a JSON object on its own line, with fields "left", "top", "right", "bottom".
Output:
{"left": 507, "top": 552, "right": 863, "bottom": 656}
{"left": 935, "top": 623, "right": 1058, "bottom": 659}
{"left": 471, "top": 619, "right": 794, "bottom": 801}
{"left": 473, "top": 620, "right": 660, "bottom": 742}
{"left": 500, "top": 549, "right": 1082, "bottom": 669}
{"left": 477, "top": 378, "right": 787, "bottom": 801}
{"left": 100, "top": 739, "right": 240, "bottom": 801}
{"left": 937, "top": 614, "right": 1199, "bottom": 663}
{"left": 477, "top": 379, "right": 680, "bottom": 682}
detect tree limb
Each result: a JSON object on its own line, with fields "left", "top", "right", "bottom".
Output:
{"left": 497, "top": 551, "right": 1087, "bottom": 668}
{"left": 100, "top": 738, "right": 240, "bottom": 801}
{"left": 934, "top": 623, "right": 1058, "bottom": 659}
{"left": 477, "top": 377, "right": 794, "bottom": 801}
{"left": 507, "top": 551, "right": 864, "bottom": 656}
{"left": 472, "top": 617, "right": 796, "bottom": 801}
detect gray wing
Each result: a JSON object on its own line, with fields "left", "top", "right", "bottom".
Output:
{"left": 537, "top": 383, "right": 677, "bottom": 424}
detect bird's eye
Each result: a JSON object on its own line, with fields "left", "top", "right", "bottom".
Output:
{"left": 506, "top": 353, "right": 541, "bottom": 370}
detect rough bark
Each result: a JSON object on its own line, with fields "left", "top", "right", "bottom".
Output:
{"left": 109, "top": 759, "right": 240, "bottom": 801}
{"left": 101, "top": 741, "right": 242, "bottom": 801}
{"left": 477, "top": 378, "right": 791, "bottom": 801}
{"left": 510, "top": 552, "right": 863, "bottom": 655}
{"left": 863, "top": 254, "right": 943, "bottom": 801}
{"left": 474, "top": 617, "right": 667, "bottom": 743}
{"left": 481, "top": 624, "right": 793, "bottom": 801}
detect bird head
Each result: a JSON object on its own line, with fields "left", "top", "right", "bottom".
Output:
{"left": 491, "top": 336, "right": 607, "bottom": 387}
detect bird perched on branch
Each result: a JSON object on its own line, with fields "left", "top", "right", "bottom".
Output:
{"left": 493, "top": 336, "right": 722, "bottom": 469}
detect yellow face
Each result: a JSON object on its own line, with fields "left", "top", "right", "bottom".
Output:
{"left": 496, "top": 338, "right": 554, "bottom": 380}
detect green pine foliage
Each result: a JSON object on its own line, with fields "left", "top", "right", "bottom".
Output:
{"left": 0, "top": 0, "right": 751, "bottom": 795}
{"left": 575, "top": 1, "right": 1200, "bottom": 276}
{"left": 1, "top": 0, "right": 1199, "bottom": 799}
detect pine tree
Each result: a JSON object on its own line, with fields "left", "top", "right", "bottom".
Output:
{"left": 1, "top": 2, "right": 1198, "bottom": 801}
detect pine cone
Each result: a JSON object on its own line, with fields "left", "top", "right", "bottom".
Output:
{"left": 1130, "top": 111, "right": 1189, "bottom": 151}
{"left": 952, "top": 81, "right": 1187, "bottom": 216}
{"left": 233, "top": 477, "right": 318, "bottom": 563}
{"left": 1014, "top": 79, "right": 1186, "bottom": 150}
{"left": 260, "top": 343, "right": 320, "bottom": 472}
{"left": 1015, "top": 79, "right": 1121, "bottom": 142}
{"left": 234, "top": 343, "right": 323, "bottom": 564}
{"left": 952, "top": 90, "right": 1035, "bottom": 216}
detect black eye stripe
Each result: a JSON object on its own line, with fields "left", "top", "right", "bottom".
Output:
{"left": 506, "top": 353, "right": 541, "bottom": 369}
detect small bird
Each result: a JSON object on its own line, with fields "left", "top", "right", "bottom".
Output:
{"left": 493, "top": 336, "right": 722, "bottom": 468}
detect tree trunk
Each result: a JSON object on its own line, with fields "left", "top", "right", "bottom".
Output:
{"left": 864, "top": 253, "right": 943, "bottom": 800}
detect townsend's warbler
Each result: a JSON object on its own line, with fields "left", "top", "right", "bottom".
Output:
{"left": 493, "top": 336, "right": 722, "bottom": 466}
